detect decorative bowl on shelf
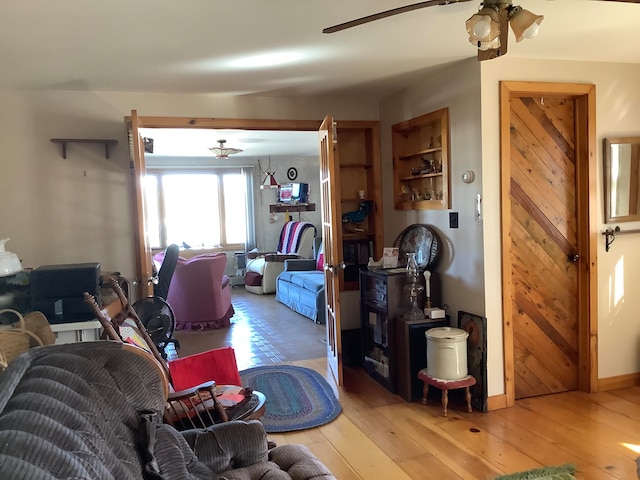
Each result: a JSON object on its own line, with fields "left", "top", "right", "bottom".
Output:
{"left": 410, "top": 167, "right": 422, "bottom": 176}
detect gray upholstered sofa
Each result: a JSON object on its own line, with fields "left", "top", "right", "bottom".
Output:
{"left": 0, "top": 341, "right": 335, "bottom": 480}
{"left": 275, "top": 238, "right": 326, "bottom": 324}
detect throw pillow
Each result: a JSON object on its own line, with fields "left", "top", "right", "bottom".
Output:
{"left": 316, "top": 243, "right": 324, "bottom": 272}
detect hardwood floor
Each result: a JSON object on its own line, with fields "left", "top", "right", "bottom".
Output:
{"left": 177, "top": 288, "right": 640, "bottom": 479}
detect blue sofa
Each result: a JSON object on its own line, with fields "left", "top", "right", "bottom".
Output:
{"left": 275, "top": 238, "right": 325, "bottom": 324}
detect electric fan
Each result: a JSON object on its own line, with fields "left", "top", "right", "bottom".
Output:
{"left": 132, "top": 296, "right": 179, "bottom": 358}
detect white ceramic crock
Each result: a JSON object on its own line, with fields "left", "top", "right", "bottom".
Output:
{"left": 425, "top": 326, "right": 469, "bottom": 380}
{"left": 0, "top": 239, "right": 23, "bottom": 277}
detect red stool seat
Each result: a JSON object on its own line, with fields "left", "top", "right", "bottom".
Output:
{"left": 417, "top": 369, "right": 476, "bottom": 416}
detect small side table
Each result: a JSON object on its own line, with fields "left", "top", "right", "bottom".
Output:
{"left": 417, "top": 369, "right": 476, "bottom": 417}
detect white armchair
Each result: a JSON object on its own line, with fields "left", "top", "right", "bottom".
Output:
{"left": 244, "top": 221, "right": 316, "bottom": 295}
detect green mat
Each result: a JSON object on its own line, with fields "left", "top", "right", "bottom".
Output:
{"left": 494, "top": 463, "right": 576, "bottom": 480}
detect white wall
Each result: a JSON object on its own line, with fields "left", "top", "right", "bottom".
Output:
{"left": 0, "top": 90, "right": 376, "bottom": 284}
{"left": 379, "top": 59, "right": 486, "bottom": 323}
{"left": 4, "top": 60, "right": 640, "bottom": 393}
{"left": 480, "top": 58, "right": 640, "bottom": 390}
{"left": 254, "top": 156, "right": 321, "bottom": 253}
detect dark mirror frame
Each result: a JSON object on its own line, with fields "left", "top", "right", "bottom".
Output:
{"left": 604, "top": 137, "right": 640, "bottom": 223}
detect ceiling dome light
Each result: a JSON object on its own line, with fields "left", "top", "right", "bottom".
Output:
{"left": 509, "top": 6, "right": 544, "bottom": 42}
{"left": 466, "top": 6, "right": 501, "bottom": 45}
{"left": 208, "top": 139, "right": 243, "bottom": 159}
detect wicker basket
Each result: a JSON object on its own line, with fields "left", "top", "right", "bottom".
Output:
{"left": 0, "top": 309, "right": 45, "bottom": 371}
{"left": 23, "top": 311, "right": 56, "bottom": 347}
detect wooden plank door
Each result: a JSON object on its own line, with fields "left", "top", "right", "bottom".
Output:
{"left": 500, "top": 82, "right": 596, "bottom": 402}
{"left": 319, "top": 115, "right": 343, "bottom": 386}
{"left": 129, "top": 110, "right": 154, "bottom": 301}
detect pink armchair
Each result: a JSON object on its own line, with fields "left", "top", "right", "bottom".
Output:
{"left": 166, "top": 253, "right": 235, "bottom": 330}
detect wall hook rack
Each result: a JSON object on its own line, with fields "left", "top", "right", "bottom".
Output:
{"left": 50, "top": 138, "right": 118, "bottom": 159}
{"left": 603, "top": 226, "right": 621, "bottom": 252}
{"left": 602, "top": 226, "right": 640, "bottom": 252}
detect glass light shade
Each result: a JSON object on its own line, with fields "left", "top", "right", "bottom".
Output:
{"left": 0, "top": 239, "right": 23, "bottom": 277}
{"left": 406, "top": 252, "right": 419, "bottom": 282}
{"left": 509, "top": 7, "right": 544, "bottom": 42}
{"left": 404, "top": 253, "right": 425, "bottom": 320}
{"left": 208, "top": 139, "right": 243, "bottom": 159}
{"left": 472, "top": 17, "right": 492, "bottom": 39}
{"left": 523, "top": 22, "right": 541, "bottom": 39}
{"left": 475, "top": 36, "right": 501, "bottom": 51}
{"left": 466, "top": 7, "right": 500, "bottom": 43}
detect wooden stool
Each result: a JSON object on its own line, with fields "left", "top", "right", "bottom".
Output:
{"left": 417, "top": 369, "right": 476, "bottom": 417}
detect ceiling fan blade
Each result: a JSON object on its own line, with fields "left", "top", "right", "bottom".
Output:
{"left": 323, "top": 0, "right": 473, "bottom": 34}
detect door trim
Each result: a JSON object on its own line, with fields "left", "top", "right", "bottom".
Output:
{"left": 129, "top": 116, "right": 322, "bottom": 132}
{"left": 499, "top": 81, "right": 598, "bottom": 407}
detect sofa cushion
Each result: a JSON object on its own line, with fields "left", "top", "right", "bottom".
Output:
{"left": 246, "top": 257, "right": 266, "bottom": 275}
{"left": 278, "top": 271, "right": 324, "bottom": 293}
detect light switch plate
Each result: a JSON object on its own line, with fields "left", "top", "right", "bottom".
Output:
{"left": 449, "top": 211, "right": 459, "bottom": 229}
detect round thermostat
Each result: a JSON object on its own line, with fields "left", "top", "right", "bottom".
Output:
{"left": 287, "top": 167, "right": 298, "bottom": 181}
{"left": 461, "top": 170, "right": 475, "bottom": 184}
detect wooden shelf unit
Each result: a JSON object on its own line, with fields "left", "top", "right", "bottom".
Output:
{"left": 336, "top": 121, "right": 383, "bottom": 291}
{"left": 269, "top": 203, "right": 316, "bottom": 213}
{"left": 392, "top": 108, "right": 451, "bottom": 210}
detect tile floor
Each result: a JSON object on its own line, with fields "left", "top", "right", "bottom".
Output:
{"left": 172, "top": 286, "right": 327, "bottom": 370}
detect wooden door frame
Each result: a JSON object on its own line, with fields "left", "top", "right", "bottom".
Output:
{"left": 499, "top": 81, "right": 598, "bottom": 407}
{"left": 125, "top": 115, "right": 322, "bottom": 290}
{"left": 129, "top": 110, "right": 154, "bottom": 301}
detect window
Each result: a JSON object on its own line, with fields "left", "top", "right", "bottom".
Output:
{"left": 144, "top": 169, "right": 249, "bottom": 250}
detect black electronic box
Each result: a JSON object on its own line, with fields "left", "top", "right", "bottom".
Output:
{"left": 30, "top": 263, "right": 101, "bottom": 324}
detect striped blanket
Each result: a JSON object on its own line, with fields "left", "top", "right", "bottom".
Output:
{"left": 278, "top": 221, "right": 316, "bottom": 254}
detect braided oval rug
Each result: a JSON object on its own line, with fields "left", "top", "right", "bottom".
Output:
{"left": 240, "top": 364, "right": 342, "bottom": 433}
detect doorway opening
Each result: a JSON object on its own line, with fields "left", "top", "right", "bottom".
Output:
{"left": 129, "top": 116, "right": 327, "bottom": 368}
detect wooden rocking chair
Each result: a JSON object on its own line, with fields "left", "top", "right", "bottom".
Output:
{"left": 83, "top": 280, "right": 231, "bottom": 427}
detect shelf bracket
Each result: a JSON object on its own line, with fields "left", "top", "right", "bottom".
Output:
{"left": 50, "top": 138, "right": 118, "bottom": 159}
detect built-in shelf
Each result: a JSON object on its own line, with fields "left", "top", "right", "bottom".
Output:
{"left": 269, "top": 203, "right": 316, "bottom": 213}
{"left": 50, "top": 138, "right": 118, "bottom": 159}
{"left": 392, "top": 107, "right": 450, "bottom": 210}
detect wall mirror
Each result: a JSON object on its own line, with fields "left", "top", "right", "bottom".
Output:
{"left": 604, "top": 137, "right": 640, "bottom": 223}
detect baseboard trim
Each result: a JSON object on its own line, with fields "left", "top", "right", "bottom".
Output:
{"left": 487, "top": 394, "right": 507, "bottom": 411}
{"left": 598, "top": 372, "right": 640, "bottom": 391}
{"left": 484, "top": 375, "right": 640, "bottom": 409}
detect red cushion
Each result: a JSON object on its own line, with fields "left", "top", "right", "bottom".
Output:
{"left": 168, "top": 346, "right": 242, "bottom": 391}
{"left": 244, "top": 271, "right": 262, "bottom": 286}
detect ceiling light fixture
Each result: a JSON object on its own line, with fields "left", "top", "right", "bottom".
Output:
{"left": 209, "top": 139, "right": 243, "bottom": 159}
{"left": 466, "top": 0, "right": 543, "bottom": 59}
{"left": 258, "top": 157, "right": 279, "bottom": 190}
